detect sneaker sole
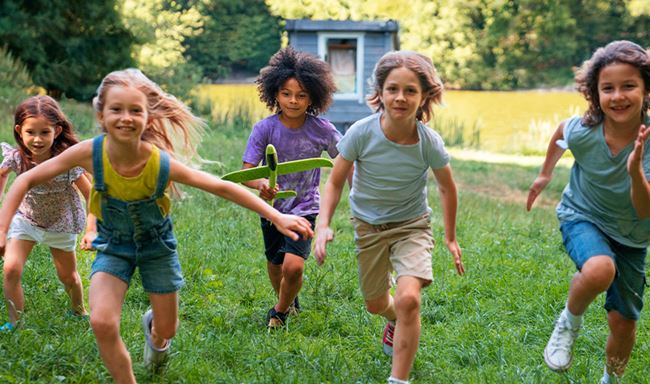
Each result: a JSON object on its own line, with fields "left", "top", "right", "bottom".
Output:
{"left": 543, "top": 345, "right": 571, "bottom": 372}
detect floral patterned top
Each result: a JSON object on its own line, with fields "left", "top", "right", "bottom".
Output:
{"left": 1, "top": 143, "right": 86, "bottom": 234}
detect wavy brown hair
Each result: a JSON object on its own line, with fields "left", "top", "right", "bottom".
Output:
{"left": 256, "top": 46, "right": 336, "bottom": 115}
{"left": 367, "top": 51, "right": 443, "bottom": 124}
{"left": 576, "top": 40, "right": 650, "bottom": 126}
{"left": 13, "top": 95, "right": 79, "bottom": 172}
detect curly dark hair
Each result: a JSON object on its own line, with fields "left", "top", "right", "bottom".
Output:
{"left": 366, "top": 51, "right": 443, "bottom": 124}
{"left": 13, "top": 95, "right": 79, "bottom": 172}
{"left": 575, "top": 40, "right": 650, "bottom": 126}
{"left": 256, "top": 46, "right": 336, "bottom": 115}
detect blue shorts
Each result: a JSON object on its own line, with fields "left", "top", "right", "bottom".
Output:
{"left": 90, "top": 220, "right": 184, "bottom": 294}
{"left": 560, "top": 220, "right": 647, "bottom": 320}
{"left": 260, "top": 214, "right": 316, "bottom": 265}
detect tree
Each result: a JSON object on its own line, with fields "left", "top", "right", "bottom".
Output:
{"left": 184, "top": 0, "right": 282, "bottom": 80}
{"left": 0, "top": 0, "right": 134, "bottom": 100}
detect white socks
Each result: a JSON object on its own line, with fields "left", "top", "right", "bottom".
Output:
{"left": 387, "top": 377, "right": 409, "bottom": 384}
{"left": 562, "top": 306, "right": 583, "bottom": 330}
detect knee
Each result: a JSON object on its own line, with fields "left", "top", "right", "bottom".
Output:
{"left": 3, "top": 262, "right": 23, "bottom": 283}
{"left": 395, "top": 292, "right": 421, "bottom": 315}
{"left": 282, "top": 262, "right": 304, "bottom": 282}
{"left": 365, "top": 297, "right": 390, "bottom": 315}
{"left": 581, "top": 257, "right": 616, "bottom": 291}
{"left": 90, "top": 314, "right": 120, "bottom": 340}
{"left": 609, "top": 314, "right": 636, "bottom": 340}
{"left": 58, "top": 271, "right": 81, "bottom": 287}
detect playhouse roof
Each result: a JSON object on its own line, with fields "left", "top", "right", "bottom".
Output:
{"left": 284, "top": 19, "right": 399, "bottom": 33}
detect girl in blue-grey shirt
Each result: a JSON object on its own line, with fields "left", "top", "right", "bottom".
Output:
{"left": 528, "top": 40, "right": 650, "bottom": 384}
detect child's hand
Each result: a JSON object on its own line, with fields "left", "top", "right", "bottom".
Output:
{"left": 274, "top": 214, "right": 313, "bottom": 241}
{"left": 628, "top": 124, "right": 650, "bottom": 176}
{"left": 314, "top": 225, "right": 334, "bottom": 265}
{"left": 445, "top": 239, "right": 464, "bottom": 275}
{"left": 258, "top": 181, "right": 279, "bottom": 201}
{"left": 526, "top": 175, "right": 551, "bottom": 211}
{"left": 80, "top": 230, "right": 97, "bottom": 251}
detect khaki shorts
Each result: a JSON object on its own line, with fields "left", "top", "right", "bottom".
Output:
{"left": 7, "top": 215, "right": 77, "bottom": 252}
{"left": 352, "top": 213, "right": 434, "bottom": 300}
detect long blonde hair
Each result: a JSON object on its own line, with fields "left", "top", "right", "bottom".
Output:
{"left": 93, "top": 68, "right": 204, "bottom": 164}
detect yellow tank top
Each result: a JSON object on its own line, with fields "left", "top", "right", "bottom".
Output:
{"left": 89, "top": 141, "right": 171, "bottom": 221}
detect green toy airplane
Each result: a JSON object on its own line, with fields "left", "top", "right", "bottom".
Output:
{"left": 221, "top": 144, "right": 333, "bottom": 204}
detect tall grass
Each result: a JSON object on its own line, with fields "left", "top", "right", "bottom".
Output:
{"left": 0, "top": 102, "right": 647, "bottom": 383}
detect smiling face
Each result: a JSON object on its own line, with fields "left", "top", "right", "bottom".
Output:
{"left": 276, "top": 77, "right": 311, "bottom": 127}
{"left": 380, "top": 66, "right": 424, "bottom": 123}
{"left": 97, "top": 85, "right": 149, "bottom": 143}
{"left": 598, "top": 62, "right": 646, "bottom": 128}
{"left": 15, "top": 116, "right": 61, "bottom": 163}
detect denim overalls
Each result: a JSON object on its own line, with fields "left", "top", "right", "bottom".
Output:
{"left": 90, "top": 135, "right": 184, "bottom": 293}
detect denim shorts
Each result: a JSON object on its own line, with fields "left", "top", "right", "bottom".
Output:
{"left": 90, "top": 220, "right": 184, "bottom": 294}
{"left": 560, "top": 220, "right": 647, "bottom": 320}
{"left": 260, "top": 214, "right": 316, "bottom": 265}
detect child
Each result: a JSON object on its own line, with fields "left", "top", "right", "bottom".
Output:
{"left": 0, "top": 95, "right": 90, "bottom": 332}
{"left": 0, "top": 69, "right": 313, "bottom": 383}
{"left": 314, "top": 51, "right": 465, "bottom": 384}
{"left": 527, "top": 40, "right": 650, "bottom": 383}
{"left": 241, "top": 46, "right": 339, "bottom": 329}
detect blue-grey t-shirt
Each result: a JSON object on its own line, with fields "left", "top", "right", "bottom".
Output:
{"left": 556, "top": 116, "right": 650, "bottom": 247}
{"left": 337, "top": 113, "right": 449, "bottom": 225}
{"left": 243, "top": 114, "right": 341, "bottom": 216}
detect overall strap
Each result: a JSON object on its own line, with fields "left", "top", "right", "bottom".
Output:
{"left": 92, "top": 135, "right": 106, "bottom": 192}
{"left": 153, "top": 150, "right": 170, "bottom": 199}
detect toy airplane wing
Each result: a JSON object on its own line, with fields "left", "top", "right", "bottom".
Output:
{"left": 221, "top": 158, "right": 333, "bottom": 183}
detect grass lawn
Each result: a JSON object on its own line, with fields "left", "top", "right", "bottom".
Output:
{"left": 0, "top": 116, "right": 648, "bottom": 383}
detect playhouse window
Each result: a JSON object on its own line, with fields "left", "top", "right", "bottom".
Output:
{"left": 326, "top": 38, "right": 357, "bottom": 94}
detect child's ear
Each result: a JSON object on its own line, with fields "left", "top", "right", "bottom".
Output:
{"left": 14, "top": 125, "right": 22, "bottom": 136}
{"left": 54, "top": 125, "right": 63, "bottom": 138}
{"left": 96, "top": 111, "right": 104, "bottom": 125}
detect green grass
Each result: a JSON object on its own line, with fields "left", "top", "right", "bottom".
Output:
{"left": 0, "top": 106, "right": 648, "bottom": 383}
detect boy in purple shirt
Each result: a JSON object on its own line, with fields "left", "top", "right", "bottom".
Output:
{"left": 241, "top": 47, "right": 340, "bottom": 329}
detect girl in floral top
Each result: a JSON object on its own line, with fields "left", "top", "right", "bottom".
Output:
{"left": 0, "top": 95, "right": 91, "bottom": 331}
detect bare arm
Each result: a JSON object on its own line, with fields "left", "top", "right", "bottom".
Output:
{"left": 527, "top": 121, "right": 567, "bottom": 211}
{"left": 74, "top": 171, "right": 93, "bottom": 202}
{"left": 432, "top": 164, "right": 464, "bottom": 275}
{"left": 628, "top": 124, "right": 650, "bottom": 218}
{"left": 314, "top": 155, "right": 354, "bottom": 265}
{"left": 241, "top": 162, "right": 277, "bottom": 201}
{"left": 169, "top": 159, "right": 313, "bottom": 240}
{"left": 0, "top": 141, "right": 92, "bottom": 254}
{"left": 0, "top": 167, "right": 12, "bottom": 201}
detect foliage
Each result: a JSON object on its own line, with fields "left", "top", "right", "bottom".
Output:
{"left": 0, "top": 45, "right": 34, "bottom": 114}
{"left": 0, "top": 0, "right": 134, "bottom": 101}
{"left": 184, "top": 0, "right": 282, "bottom": 80}
{"left": 119, "top": 0, "right": 204, "bottom": 100}
{"left": 266, "top": 0, "right": 650, "bottom": 90}
{"left": 1, "top": 110, "right": 649, "bottom": 382}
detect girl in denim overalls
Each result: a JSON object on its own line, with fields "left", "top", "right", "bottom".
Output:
{"left": 0, "top": 69, "right": 314, "bottom": 383}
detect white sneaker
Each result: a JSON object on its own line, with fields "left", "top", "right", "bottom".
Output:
{"left": 543, "top": 314, "right": 579, "bottom": 371}
{"left": 600, "top": 365, "right": 622, "bottom": 384}
{"left": 142, "top": 309, "right": 171, "bottom": 371}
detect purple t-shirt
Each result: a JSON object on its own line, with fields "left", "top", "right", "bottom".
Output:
{"left": 243, "top": 114, "right": 341, "bottom": 216}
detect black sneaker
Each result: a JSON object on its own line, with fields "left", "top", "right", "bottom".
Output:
{"left": 266, "top": 307, "right": 288, "bottom": 329}
{"left": 288, "top": 296, "right": 301, "bottom": 316}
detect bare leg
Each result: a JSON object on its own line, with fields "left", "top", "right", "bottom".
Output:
{"left": 147, "top": 292, "right": 179, "bottom": 349}
{"left": 51, "top": 247, "right": 87, "bottom": 316}
{"left": 275, "top": 253, "right": 304, "bottom": 313}
{"left": 567, "top": 256, "right": 615, "bottom": 316}
{"left": 267, "top": 261, "right": 282, "bottom": 295}
{"left": 605, "top": 310, "right": 636, "bottom": 377}
{"left": 390, "top": 276, "right": 424, "bottom": 381}
{"left": 365, "top": 291, "right": 396, "bottom": 321}
{"left": 2, "top": 239, "right": 35, "bottom": 324}
{"left": 88, "top": 272, "right": 134, "bottom": 384}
